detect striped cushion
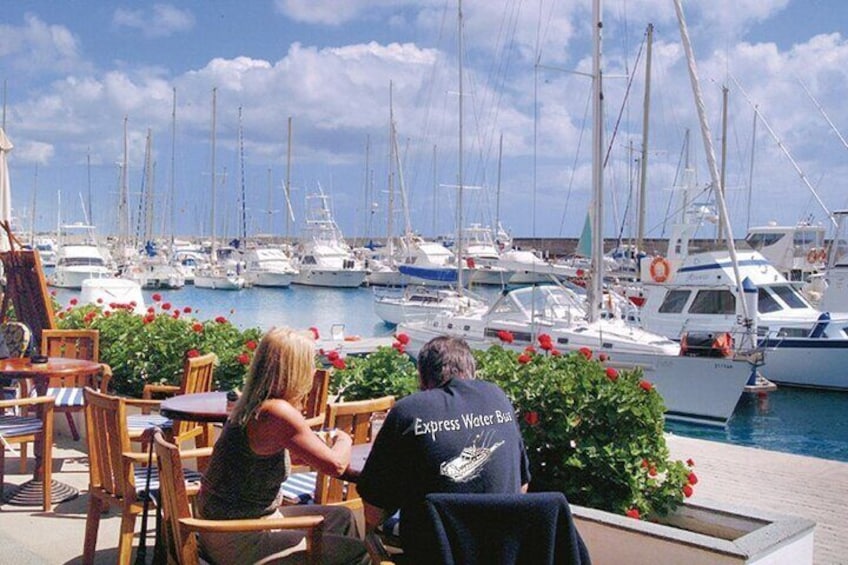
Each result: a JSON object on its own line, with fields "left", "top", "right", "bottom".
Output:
{"left": 0, "top": 414, "right": 44, "bottom": 437}
{"left": 279, "top": 471, "right": 317, "bottom": 504}
{"left": 134, "top": 465, "right": 203, "bottom": 501}
{"left": 126, "top": 413, "right": 173, "bottom": 433}
{"left": 41, "top": 387, "right": 85, "bottom": 408}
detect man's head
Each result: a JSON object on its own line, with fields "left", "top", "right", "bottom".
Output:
{"left": 417, "top": 336, "right": 476, "bottom": 390}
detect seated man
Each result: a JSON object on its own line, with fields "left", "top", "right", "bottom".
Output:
{"left": 357, "top": 336, "right": 530, "bottom": 562}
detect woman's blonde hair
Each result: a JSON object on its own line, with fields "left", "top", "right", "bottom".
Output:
{"left": 230, "top": 327, "right": 315, "bottom": 426}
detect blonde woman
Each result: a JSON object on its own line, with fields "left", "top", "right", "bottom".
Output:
{"left": 196, "top": 327, "right": 368, "bottom": 564}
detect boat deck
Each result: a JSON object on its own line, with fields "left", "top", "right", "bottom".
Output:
{"left": 666, "top": 433, "right": 847, "bottom": 564}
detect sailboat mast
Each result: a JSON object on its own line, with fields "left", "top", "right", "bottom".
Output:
{"left": 119, "top": 116, "right": 129, "bottom": 249}
{"left": 588, "top": 0, "right": 605, "bottom": 323}
{"left": 456, "top": 0, "right": 465, "bottom": 296}
{"left": 238, "top": 106, "right": 247, "bottom": 245}
{"left": 285, "top": 116, "right": 292, "bottom": 242}
{"left": 170, "top": 87, "right": 176, "bottom": 244}
{"left": 387, "top": 82, "right": 395, "bottom": 259}
{"left": 210, "top": 87, "right": 217, "bottom": 263}
{"left": 717, "top": 85, "right": 729, "bottom": 242}
{"left": 637, "top": 23, "right": 653, "bottom": 254}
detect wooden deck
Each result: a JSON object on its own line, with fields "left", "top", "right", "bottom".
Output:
{"left": 666, "top": 433, "right": 848, "bottom": 564}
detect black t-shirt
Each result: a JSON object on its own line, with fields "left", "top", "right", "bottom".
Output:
{"left": 358, "top": 378, "right": 531, "bottom": 559}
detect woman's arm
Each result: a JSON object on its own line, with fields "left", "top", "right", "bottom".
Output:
{"left": 249, "top": 399, "right": 353, "bottom": 477}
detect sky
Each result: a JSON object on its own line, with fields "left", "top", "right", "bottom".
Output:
{"left": 3, "top": 0, "right": 848, "bottom": 244}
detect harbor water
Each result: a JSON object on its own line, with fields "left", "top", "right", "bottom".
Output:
{"left": 54, "top": 284, "right": 848, "bottom": 464}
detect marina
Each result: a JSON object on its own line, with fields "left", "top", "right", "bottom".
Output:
{"left": 51, "top": 283, "right": 848, "bottom": 464}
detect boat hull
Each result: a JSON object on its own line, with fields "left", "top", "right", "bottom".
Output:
{"left": 194, "top": 275, "right": 246, "bottom": 290}
{"left": 293, "top": 268, "right": 366, "bottom": 288}
{"left": 248, "top": 271, "right": 295, "bottom": 288}
{"left": 48, "top": 268, "right": 114, "bottom": 290}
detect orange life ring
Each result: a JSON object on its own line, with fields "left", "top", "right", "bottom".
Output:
{"left": 806, "top": 248, "right": 818, "bottom": 264}
{"left": 649, "top": 256, "right": 670, "bottom": 283}
{"left": 817, "top": 248, "right": 827, "bottom": 263}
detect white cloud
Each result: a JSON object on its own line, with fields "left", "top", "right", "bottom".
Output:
{"left": 0, "top": 13, "right": 87, "bottom": 75}
{"left": 113, "top": 4, "right": 195, "bottom": 38}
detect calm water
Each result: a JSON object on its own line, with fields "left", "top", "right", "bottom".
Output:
{"left": 54, "top": 284, "right": 848, "bottom": 463}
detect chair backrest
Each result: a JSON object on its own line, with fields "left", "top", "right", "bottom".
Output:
{"left": 83, "top": 387, "right": 136, "bottom": 501}
{"left": 421, "top": 492, "right": 589, "bottom": 565}
{"left": 153, "top": 429, "right": 200, "bottom": 565}
{"left": 316, "top": 395, "right": 395, "bottom": 504}
{"left": 0, "top": 321, "right": 32, "bottom": 357}
{"left": 41, "top": 329, "right": 100, "bottom": 361}
{"left": 179, "top": 353, "right": 217, "bottom": 395}
{"left": 303, "top": 369, "right": 330, "bottom": 426}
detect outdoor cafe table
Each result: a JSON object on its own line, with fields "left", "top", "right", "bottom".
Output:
{"left": 0, "top": 356, "right": 103, "bottom": 506}
{"left": 160, "top": 391, "right": 372, "bottom": 476}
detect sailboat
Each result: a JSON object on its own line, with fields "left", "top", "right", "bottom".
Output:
{"left": 194, "top": 89, "right": 246, "bottom": 290}
{"left": 400, "top": 0, "right": 759, "bottom": 426}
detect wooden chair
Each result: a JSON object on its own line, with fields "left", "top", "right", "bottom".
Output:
{"left": 82, "top": 387, "right": 206, "bottom": 565}
{"left": 303, "top": 368, "right": 330, "bottom": 430}
{"left": 0, "top": 394, "right": 55, "bottom": 511}
{"left": 315, "top": 395, "right": 395, "bottom": 506}
{"left": 127, "top": 352, "right": 218, "bottom": 453}
{"left": 152, "top": 429, "right": 324, "bottom": 565}
{"left": 39, "top": 329, "right": 113, "bottom": 441}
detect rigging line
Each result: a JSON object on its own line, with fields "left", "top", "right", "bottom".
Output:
{"left": 797, "top": 75, "right": 848, "bottom": 156}
{"left": 661, "top": 133, "right": 689, "bottom": 238}
{"left": 557, "top": 87, "right": 592, "bottom": 237}
{"left": 602, "top": 31, "right": 646, "bottom": 170}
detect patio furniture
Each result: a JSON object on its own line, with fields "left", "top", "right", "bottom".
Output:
{"left": 0, "top": 394, "right": 55, "bottom": 511}
{"left": 152, "top": 429, "right": 325, "bottom": 565}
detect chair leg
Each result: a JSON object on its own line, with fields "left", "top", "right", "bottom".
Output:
{"left": 66, "top": 412, "right": 81, "bottom": 441}
{"left": 83, "top": 495, "right": 104, "bottom": 565}
{"left": 117, "top": 508, "right": 138, "bottom": 565}
{"left": 0, "top": 446, "right": 5, "bottom": 501}
{"left": 41, "top": 427, "right": 53, "bottom": 512}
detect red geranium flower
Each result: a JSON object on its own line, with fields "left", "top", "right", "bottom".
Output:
{"left": 578, "top": 347, "right": 592, "bottom": 360}
{"left": 245, "top": 340, "right": 257, "bottom": 351}
{"left": 391, "top": 341, "right": 406, "bottom": 354}
{"left": 395, "top": 333, "right": 410, "bottom": 345}
{"left": 96, "top": 298, "right": 104, "bottom": 304}
{"left": 605, "top": 367, "right": 618, "bottom": 381}
{"left": 598, "top": 353, "right": 608, "bottom": 362}
{"left": 683, "top": 484, "right": 694, "bottom": 498}
{"left": 187, "top": 349, "right": 200, "bottom": 358}
{"left": 143, "top": 314, "right": 155, "bottom": 324}
{"left": 550, "top": 349, "right": 561, "bottom": 356}
{"left": 641, "top": 459, "right": 649, "bottom": 468}
{"left": 161, "top": 302, "right": 171, "bottom": 310}
{"left": 639, "top": 380, "right": 653, "bottom": 392}
{"left": 147, "top": 306, "right": 155, "bottom": 314}
{"left": 523, "top": 411, "right": 540, "bottom": 426}
{"left": 130, "top": 301, "right": 137, "bottom": 308}
{"left": 237, "top": 353, "right": 251, "bottom": 365}
{"left": 309, "top": 326, "right": 320, "bottom": 340}
{"left": 327, "top": 350, "right": 340, "bottom": 362}
{"left": 625, "top": 508, "right": 640, "bottom": 519}
{"left": 497, "top": 330, "right": 514, "bottom": 344}
{"left": 215, "top": 316, "right": 227, "bottom": 324}
{"left": 538, "top": 333, "right": 552, "bottom": 344}
{"left": 517, "top": 353, "right": 531, "bottom": 365}
{"left": 103, "top": 310, "right": 111, "bottom": 317}
{"left": 183, "top": 306, "right": 192, "bottom": 313}
{"left": 524, "top": 345, "right": 536, "bottom": 354}
{"left": 172, "top": 310, "right": 180, "bottom": 319}
{"left": 649, "top": 467, "right": 657, "bottom": 477}
{"left": 50, "top": 290, "right": 57, "bottom": 296}
{"left": 192, "top": 322, "right": 204, "bottom": 333}
{"left": 331, "top": 358, "right": 346, "bottom": 370}
{"left": 69, "top": 298, "right": 78, "bottom": 306}
{"left": 688, "top": 472, "right": 698, "bottom": 485}
{"left": 539, "top": 340, "right": 553, "bottom": 351}
{"left": 686, "top": 458, "right": 695, "bottom": 467}
{"left": 151, "top": 293, "right": 161, "bottom": 302}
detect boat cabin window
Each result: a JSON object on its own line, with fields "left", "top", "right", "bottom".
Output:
{"left": 302, "top": 255, "right": 317, "bottom": 265}
{"left": 770, "top": 285, "right": 808, "bottom": 309}
{"left": 776, "top": 327, "right": 810, "bottom": 338}
{"left": 793, "top": 231, "right": 821, "bottom": 248}
{"left": 757, "top": 288, "right": 783, "bottom": 314}
{"left": 687, "top": 290, "right": 735, "bottom": 315}
{"left": 658, "top": 290, "right": 690, "bottom": 314}
{"left": 59, "top": 257, "right": 106, "bottom": 267}
{"left": 745, "top": 232, "right": 784, "bottom": 250}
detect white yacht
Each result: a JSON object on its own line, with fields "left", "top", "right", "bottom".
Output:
{"left": 194, "top": 262, "right": 247, "bottom": 290}
{"left": 34, "top": 237, "right": 57, "bottom": 268}
{"left": 242, "top": 247, "right": 297, "bottom": 288}
{"left": 399, "top": 285, "right": 758, "bottom": 426}
{"left": 292, "top": 193, "right": 366, "bottom": 288}
{"left": 373, "top": 285, "right": 486, "bottom": 326}
{"left": 48, "top": 244, "right": 115, "bottom": 289}
{"left": 463, "top": 224, "right": 512, "bottom": 286}
{"left": 396, "top": 236, "right": 463, "bottom": 287}
{"left": 497, "top": 249, "right": 577, "bottom": 285}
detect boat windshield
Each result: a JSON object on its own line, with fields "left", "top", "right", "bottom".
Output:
{"left": 493, "top": 286, "right": 585, "bottom": 321}
{"left": 59, "top": 257, "right": 106, "bottom": 267}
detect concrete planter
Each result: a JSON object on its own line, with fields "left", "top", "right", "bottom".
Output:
{"left": 572, "top": 498, "right": 815, "bottom": 564}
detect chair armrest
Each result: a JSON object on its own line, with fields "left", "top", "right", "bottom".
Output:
{"left": 98, "top": 363, "right": 113, "bottom": 393}
{"left": 179, "top": 515, "right": 324, "bottom": 534}
{"left": 0, "top": 394, "right": 57, "bottom": 409}
{"left": 142, "top": 383, "right": 180, "bottom": 400}
{"left": 124, "top": 397, "right": 163, "bottom": 416}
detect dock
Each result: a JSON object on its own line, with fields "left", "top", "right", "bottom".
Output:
{"left": 0, "top": 431, "right": 844, "bottom": 563}
{"left": 666, "top": 433, "right": 847, "bottom": 564}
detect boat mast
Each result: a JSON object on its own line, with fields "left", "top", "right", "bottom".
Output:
{"left": 238, "top": 106, "right": 247, "bottom": 245}
{"left": 717, "top": 85, "right": 728, "bottom": 243}
{"left": 285, "top": 116, "right": 293, "bottom": 242}
{"left": 636, "top": 23, "right": 652, "bottom": 255}
{"left": 587, "top": 0, "right": 604, "bottom": 323}
{"left": 673, "top": 0, "right": 753, "bottom": 345}
{"left": 387, "top": 82, "right": 395, "bottom": 261}
{"left": 210, "top": 87, "right": 217, "bottom": 265}
{"left": 119, "top": 116, "right": 129, "bottom": 251}
{"left": 456, "top": 0, "right": 465, "bottom": 296}
{"left": 169, "top": 87, "right": 177, "bottom": 245}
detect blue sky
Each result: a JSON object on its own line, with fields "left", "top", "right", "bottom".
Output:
{"left": 3, "top": 0, "right": 848, "bottom": 243}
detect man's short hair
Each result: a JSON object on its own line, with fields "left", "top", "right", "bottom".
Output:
{"left": 417, "top": 336, "right": 476, "bottom": 389}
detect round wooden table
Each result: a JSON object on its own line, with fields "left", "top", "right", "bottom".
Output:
{"left": 160, "top": 391, "right": 229, "bottom": 423}
{"left": 0, "top": 356, "right": 103, "bottom": 506}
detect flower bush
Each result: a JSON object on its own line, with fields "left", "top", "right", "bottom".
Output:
{"left": 56, "top": 297, "right": 262, "bottom": 397}
{"left": 329, "top": 336, "right": 418, "bottom": 401}
{"left": 474, "top": 343, "right": 694, "bottom": 518}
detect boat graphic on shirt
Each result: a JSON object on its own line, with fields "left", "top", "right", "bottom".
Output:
{"left": 440, "top": 431, "right": 504, "bottom": 483}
